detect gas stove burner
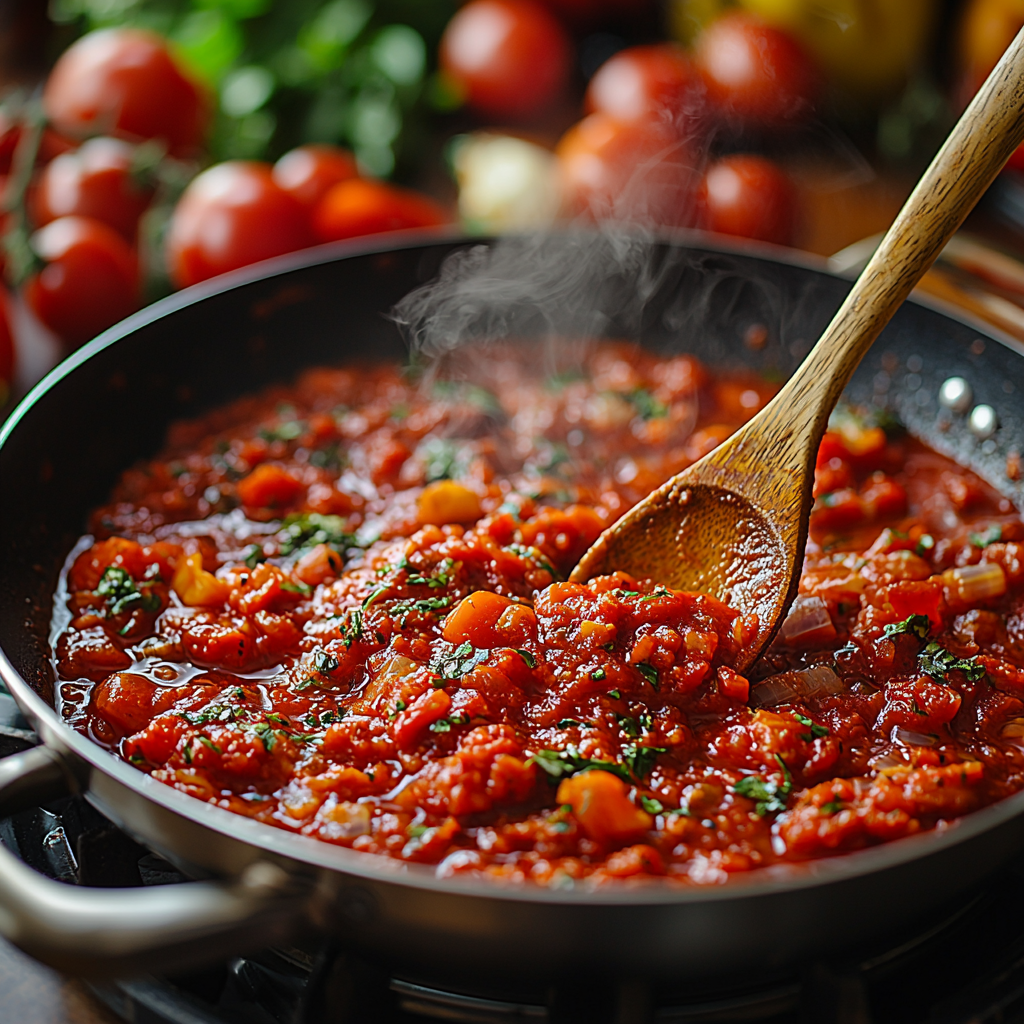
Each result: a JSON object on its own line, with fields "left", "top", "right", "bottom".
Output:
{"left": 1, "top": 702, "right": 1024, "bottom": 1024}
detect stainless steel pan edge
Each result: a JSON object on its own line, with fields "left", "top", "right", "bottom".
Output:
{"left": 3, "top": 230, "right": 1024, "bottom": 984}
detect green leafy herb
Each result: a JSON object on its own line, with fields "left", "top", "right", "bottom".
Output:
{"left": 794, "top": 713, "right": 829, "bottom": 740}
{"left": 624, "top": 387, "right": 668, "bottom": 421}
{"left": 607, "top": 688, "right": 620, "bottom": 699}
{"left": 883, "top": 614, "right": 931, "bottom": 643}
{"left": 95, "top": 565, "right": 154, "bottom": 616}
{"left": 639, "top": 588, "right": 673, "bottom": 603}
{"left": 504, "top": 543, "right": 562, "bottom": 581}
{"left": 915, "top": 534, "right": 935, "bottom": 556}
{"left": 591, "top": 668, "right": 607, "bottom": 682}
{"left": 429, "top": 711, "right": 469, "bottom": 733}
{"left": 312, "top": 649, "right": 340, "bottom": 675}
{"left": 253, "top": 722, "right": 276, "bottom": 752}
{"left": 918, "top": 642, "right": 986, "bottom": 683}
{"left": 419, "top": 437, "right": 465, "bottom": 482}
{"left": 557, "top": 718, "right": 584, "bottom": 729}
{"left": 637, "top": 663, "right": 659, "bottom": 690}
{"left": 528, "top": 747, "right": 631, "bottom": 784}
{"left": 280, "top": 580, "right": 312, "bottom": 596}
{"left": 970, "top": 526, "right": 1003, "bottom": 548}
{"left": 259, "top": 420, "right": 305, "bottom": 442}
{"left": 516, "top": 649, "right": 537, "bottom": 669}
{"left": 278, "top": 513, "right": 359, "bottom": 557}
{"left": 821, "top": 801, "right": 843, "bottom": 815}
{"left": 616, "top": 714, "right": 641, "bottom": 738}
{"left": 407, "top": 824, "right": 430, "bottom": 839}
{"left": 198, "top": 735, "right": 222, "bottom": 754}
{"left": 243, "top": 544, "right": 266, "bottom": 569}
{"left": 390, "top": 595, "right": 450, "bottom": 626}
{"left": 734, "top": 755, "right": 792, "bottom": 816}
{"left": 429, "top": 641, "right": 488, "bottom": 681}
{"left": 407, "top": 558, "right": 454, "bottom": 588}
{"left": 622, "top": 743, "right": 667, "bottom": 779}
{"left": 640, "top": 796, "right": 664, "bottom": 815}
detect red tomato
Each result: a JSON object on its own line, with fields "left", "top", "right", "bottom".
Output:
{"left": 312, "top": 179, "right": 447, "bottom": 243}
{"left": 166, "top": 161, "right": 314, "bottom": 289}
{"left": 0, "top": 114, "right": 74, "bottom": 175}
{"left": 699, "top": 154, "right": 796, "bottom": 246}
{"left": 557, "top": 112, "right": 700, "bottom": 228}
{"left": 25, "top": 216, "right": 138, "bottom": 349}
{"left": 0, "top": 288, "right": 14, "bottom": 403}
{"left": 586, "top": 44, "right": 704, "bottom": 127}
{"left": 272, "top": 145, "right": 359, "bottom": 210}
{"left": 694, "top": 13, "right": 820, "bottom": 127}
{"left": 439, "top": 0, "right": 572, "bottom": 119}
{"left": 44, "top": 28, "right": 207, "bottom": 156}
{"left": 33, "top": 137, "right": 154, "bottom": 241}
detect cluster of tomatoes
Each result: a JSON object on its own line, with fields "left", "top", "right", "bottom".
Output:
{"left": 439, "top": 1, "right": 818, "bottom": 244}
{"left": 0, "top": 26, "right": 448, "bottom": 398}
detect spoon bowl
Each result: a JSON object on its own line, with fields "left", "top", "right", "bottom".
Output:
{"left": 573, "top": 26, "right": 1024, "bottom": 667}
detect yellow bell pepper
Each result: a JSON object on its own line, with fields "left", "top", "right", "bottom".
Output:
{"left": 734, "top": 0, "right": 937, "bottom": 102}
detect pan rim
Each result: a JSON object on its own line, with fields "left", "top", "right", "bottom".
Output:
{"left": 3, "top": 226, "right": 1023, "bottom": 908}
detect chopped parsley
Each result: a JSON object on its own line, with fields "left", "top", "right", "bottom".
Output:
{"left": 259, "top": 419, "right": 305, "bottom": 442}
{"left": 95, "top": 565, "right": 159, "bottom": 617}
{"left": 312, "top": 649, "right": 340, "bottom": 675}
{"left": 883, "top": 614, "right": 931, "bottom": 642}
{"left": 794, "top": 713, "right": 828, "bottom": 740}
{"left": 243, "top": 544, "right": 266, "bottom": 570}
{"left": 278, "top": 513, "right": 359, "bottom": 557}
{"left": 591, "top": 668, "right": 606, "bottom": 682}
{"left": 637, "top": 663, "right": 659, "bottom": 690}
{"left": 504, "top": 543, "right": 562, "bottom": 581}
{"left": 820, "top": 800, "right": 843, "bottom": 815}
{"left": 640, "top": 796, "right": 664, "bottom": 815}
{"left": 622, "top": 743, "right": 667, "bottom": 779}
{"left": 639, "top": 588, "right": 673, "bottom": 603}
{"left": 918, "top": 642, "right": 986, "bottom": 683}
{"left": 430, "top": 641, "right": 489, "bottom": 682}
{"left": 407, "top": 558, "right": 455, "bottom": 588}
{"left": 429, "top": 712, "right": 470, "bottom": 733}
{"left": 624, "top": 387, "right": 668, "bottom": 421}
{"left": 529, "top": 747, "right": 631, "bottom": 784}
{"left": 197, "top": 736, "right": 222, "bottom": 754}
{"left": 734, "top": 755, "right": 792, "bottom": 816}
{"left": 915, "top": 534, "right": 935, "bottom": 556}
{"left": 516, "top": 649, "right": 537, "bottom": 669}
{"left": 390, "top": 596, "right": 451, "bottom": 626}
{"left": 970, "top": 526, "right": 1003, "bottom": 549}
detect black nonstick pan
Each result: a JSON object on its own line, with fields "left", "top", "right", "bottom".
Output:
{"left": 2, "top": 231, "right": 1024, "bottom": 988}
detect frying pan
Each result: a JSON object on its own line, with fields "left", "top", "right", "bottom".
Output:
{"left": 2, "top": 231, "right": 1024, "bottom": 989}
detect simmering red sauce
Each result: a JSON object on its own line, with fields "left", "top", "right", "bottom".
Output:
{"left": 51, "top": 343, "right": 1024, "bottom": 885}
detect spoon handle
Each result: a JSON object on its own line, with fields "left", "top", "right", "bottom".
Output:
{"left": 766, "top": 25, "right": 1024, "bottom": 451}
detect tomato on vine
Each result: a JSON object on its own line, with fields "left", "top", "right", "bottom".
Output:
{"left": 439, "top": 0, "right": 572, "bottom": 120}
{"left": 694, "top": 13, "right": 820, "bottom": 127}
{"left": 699, "top": 154, "right": 796, "bottom": 246}
{"left": 25, "top": 216, "right": 139, "bottom": 349}
{"left": 33, "top": 137, "right": 154, "bottom": 241}
{"left": 44, "top": 28, "right": 208, "bottom": 156}
{"left": 166, "top": 161, "right": 314, "bottom": 289}
{"left": 273, "top": 145, "right": 359, "bottom": 210}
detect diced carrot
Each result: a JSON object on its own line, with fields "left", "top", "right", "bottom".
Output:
{"left": 393, "top": 688, "right": 452, "bottom": 750}
{"left": 557, "top": 770, "right": 653, "bottom": 843}
{"left": 172, "top": 553, "right": 231, "bottom": 607}
{"left": 237, "top": 463, "right": 304, "bottom": 510}
{"left": 418, "top": 481, "right": 482, "bottom": 525}
{"left": 443, "top": 591, "right": 514, "bottom": 648}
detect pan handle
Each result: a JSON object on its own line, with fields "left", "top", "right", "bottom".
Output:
{"left": 0, "top": 746, "right": 309, "bottom": 978}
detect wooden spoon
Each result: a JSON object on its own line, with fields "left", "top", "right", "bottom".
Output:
{"left": 571, "top": 28, "right": 1024, "bottom": 673}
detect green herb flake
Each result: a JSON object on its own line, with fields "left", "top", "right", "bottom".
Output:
{"left": 640, "top": 796, "right": 664, "bottom": 815}
{"left": 638, "top": 663, "right": 659, "bottom": 690}
{"left": 95, "top": 565, "right": 146, "bottom": 616}
{"left": 915, "top": 534, "right": 935, "bottom": 556}
{"left": 198, "top": 736, "right": 222, "bottom": 754}
{"left": 918, "top": 642, "right": 986, "bottom": 683}
{"left": 734, "top": 756, "right": 793, "bottom": 816}
{"left": 429, "top": 641, "right": 489, "bottom": 681}
{"left": 883, "top": 614, "right": 931, "bottom": 643}
{"left": 243, "top": 544, "right": 266, "bottom": 570}
{"left": 313, "top": 649, "right": 340, "bottom": 675}
{"left": 279, "top": 513, "right": 359, "bottom": 558}
{"left": 794, "top": 712, "right": 829, "bottom": 740}
{"left": 516, "top": 649, "right": 537, "bottom": 669}
{"left": 970, "top": 526, "right": 1003, "bottom": 549}
{"left": 607, "top": 688, "right": 620, "bottom": 698}
{"left": 591, "top": 668, "right": 607, "bottom": 682}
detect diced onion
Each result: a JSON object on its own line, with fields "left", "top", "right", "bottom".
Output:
{"left": 944, "top": 562, "right": 1007, "bottom": 603}
{"left": 1002, "top": 718, "right": 1024, "bottom": 744}
{"left": 751, "top": 664, "right": 844, "bottom": 708}
{"left": 780, "top": 596, "right": 837, "bottom": 643}
{"left": 893, "top": 727, "right": 937, "bottom": 748}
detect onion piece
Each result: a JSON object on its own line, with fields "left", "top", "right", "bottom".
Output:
{"left": 944, "top": 562, "right": 1007, "bottom": 603}
{"left": 780, "top": 595, "right": 837, "bottom": 644}
{"left": 893, "top": 727, "right": 938, "bottom": 748}
{"left": 751, "top": 664, "right": 844, "bottom": 708}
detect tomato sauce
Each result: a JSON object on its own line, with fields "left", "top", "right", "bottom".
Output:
{"left": 50, "top": 343, "right": 1024, "bottom": 885}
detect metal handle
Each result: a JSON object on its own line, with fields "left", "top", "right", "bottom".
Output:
{"left": 0, "top": 747, "right": 306, "bottom": 978}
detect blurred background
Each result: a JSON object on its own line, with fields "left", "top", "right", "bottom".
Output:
{"left": 3, "top": 0, "right": 1024, "bottom": 411}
